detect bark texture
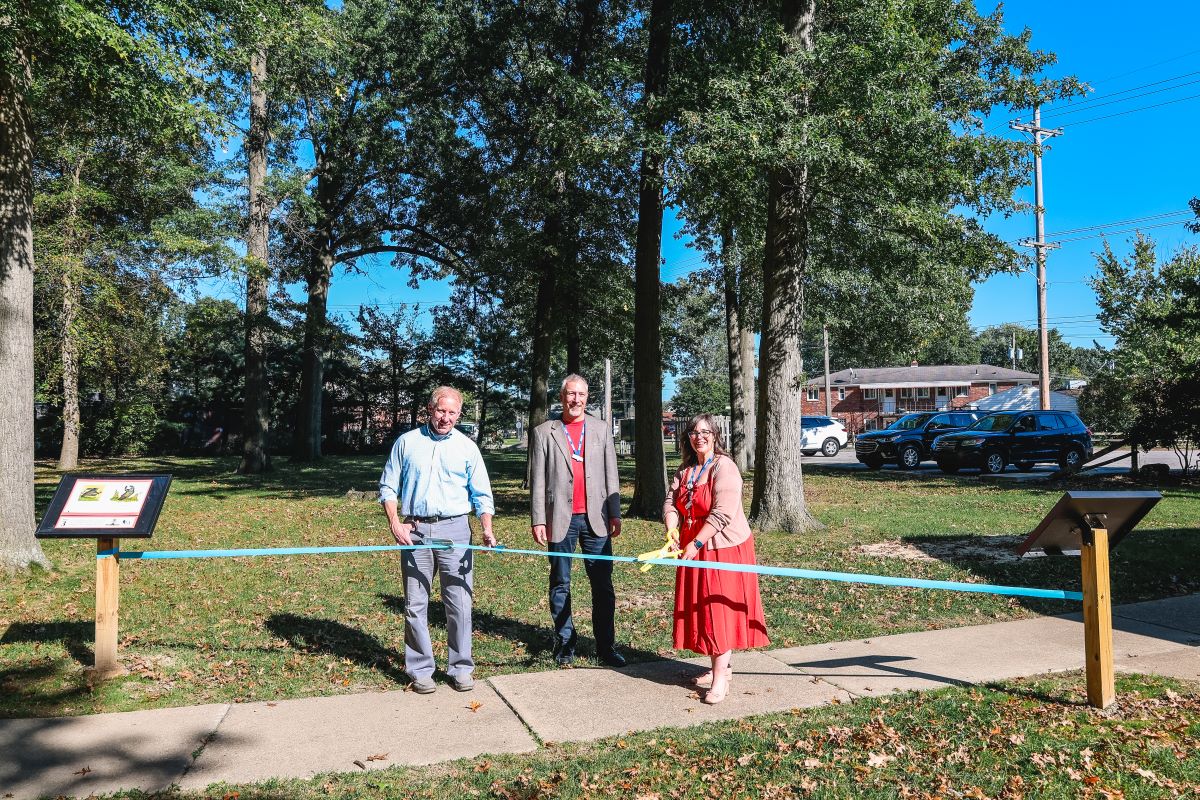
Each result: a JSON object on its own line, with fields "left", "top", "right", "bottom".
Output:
{"left": 238, "top": 46, "right": 273, "bottom": 474}
{"left": 723, "top": 233, "right": 755, "bottom": 472}
{"left": 750, "top": 0, "right": 822, "bottom": 533}
{"left": 0, "top": 46, "right": 50, "bottom": 570}
{"left": 56, "top": 156, "right": 84, "bottom": 470}
{"left": 626, "top": 0, "right": 673, "bottom": 519}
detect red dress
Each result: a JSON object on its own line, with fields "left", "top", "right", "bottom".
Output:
{"left": 672, "top": 478, "right": 770, "bottom": 655}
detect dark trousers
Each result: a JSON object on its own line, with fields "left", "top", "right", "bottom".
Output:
{"left": 548, "top": 513, "right": 616, "bottom": 655}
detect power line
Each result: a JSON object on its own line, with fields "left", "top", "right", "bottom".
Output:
{"left": 1042, "top": 209, "right": 1193, "bottom": 237}
{"left": 1060, "top": 91, "right": 1200, "bottom": 127}
{"left": 1040, "top": 71, "right": 1200, "bottom": 119}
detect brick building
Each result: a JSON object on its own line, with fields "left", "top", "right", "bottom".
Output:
{"left": 802, "top": 364, "right": 1038, "bottom": 434}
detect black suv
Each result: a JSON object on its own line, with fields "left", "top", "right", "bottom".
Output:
{"left": 855, "top": 411, "right": 988, "bottom": 470}
{"left": 931, "top": 410, "right": 1093, "bottom": 474}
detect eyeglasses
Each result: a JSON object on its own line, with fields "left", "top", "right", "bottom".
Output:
{"left": 688, "top": 429, "right": 714, "bottom": 438}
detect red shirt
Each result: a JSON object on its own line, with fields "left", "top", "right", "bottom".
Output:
{"left": 564, "top": 418, "right": 587, "bottom": 513}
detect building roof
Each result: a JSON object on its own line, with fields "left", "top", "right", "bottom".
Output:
{"left": 805, "top": 364, "right": 1039, "bottom": 389}
{"left": 969, "top": 385, "right": 1080, "bottom": 413}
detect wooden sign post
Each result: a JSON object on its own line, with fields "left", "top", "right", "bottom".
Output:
{"left": 1017, "top": 490, "right": 1161, "bottom": 710}
{"left": 36, "top": 474, "right": 171, "bottom": 680}
{"left": 1079, "top": 515, "right": 1114, "bottom": 709}
{"left": 94, "top": 537, "right": 123, "bottom": 679}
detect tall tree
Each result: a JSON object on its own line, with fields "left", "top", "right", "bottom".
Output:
{"left": 276, "top": 0, "right": 465, "bottom": 460}
{"left": 627, "top": 0, "right": 675, "bottom": 518}
{"left": 238, "top": 43, "right": 273, "bottom": 472}
{"left": 1085, "top": 237, "right": 1200, "bottom": 472}
{"left": 743, "top": 0, "right": 1080, "bottom": 530}
{"left": 0, "top": 26, "right": 43, "bottom": 570}
{"left": 3, "top": 0, "right": 221, "bottom": 569}
{"left": 751, "top": 0, "right": 819, "bottom": 532}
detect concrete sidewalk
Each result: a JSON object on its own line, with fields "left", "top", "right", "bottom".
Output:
{"left": 2, "top": 595, "right": 1197, "bottom": 800}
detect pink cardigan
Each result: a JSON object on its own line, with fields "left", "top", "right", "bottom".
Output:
{"left": 662, "top": 454, "right": 754, "bottom": 550}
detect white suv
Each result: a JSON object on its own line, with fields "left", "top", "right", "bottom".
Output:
{"left": 801, "top": 416, "right": 848, "bottom": 457}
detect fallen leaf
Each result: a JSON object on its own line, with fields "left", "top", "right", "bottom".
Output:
{"left": 737, "top": 753, "right": 754, "bottom": 766}
{"left": 468, "top": 700, "right": 482, "bottom": 712}
{"left": 352, "top": 760, "right": 366, "bottom": 770}
{"left": 365, "top": 753, "right": 388, "bottom": 762}
{"left": 616, "top": 739, "right": 627, "bottom": 749}
{"left": 74, "top": 767, "right": 92, "bottom": 776}
{"left": 866, "top": 752, "right": 895, "bottom": 768}
{"left": 222, "top": 793, "right": 240, "bottom": 800}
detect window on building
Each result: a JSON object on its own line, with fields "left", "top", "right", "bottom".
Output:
{"left": 899, "top": 387, "right": 914, "bottom": 399}
{"left": 863, "top": 388, "right": 878, "bottom": 400}
{"left": 806, "top": 388, "right": 819, "bottom": 401}
{"left": 917, "top": 387, "right": 930, "bottom": 398}
{"left": 837, "top": 387, "right": 846, "bottom": 401}
{"left": 988, "top": 383, "right": 997, "bottom": 395}
{"left": 955, "top": 385, "right": 969, "bottom": 397}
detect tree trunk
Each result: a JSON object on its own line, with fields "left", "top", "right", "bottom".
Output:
{"left": 238, "top": 45, "right": 273, "bottom": 474}
{"left": 626, "top": 0, "right": 673, "bottom": 519}
{"left": 0, "top": 46, "right": 50, "bottom": 570}
{"left": 526, "top": 218, "right": 558, "bottom": 436}
{"left": 294, "top": 244, "right": 332, "bottom": 461}
{"left": 722, "top": 227, "right": 755, "bottom": 472}
{"left": 57, "top": 156, "right": 84, "bottom": 471}
{"left": 750, "top": 0, "right": 821, "bottom": 533}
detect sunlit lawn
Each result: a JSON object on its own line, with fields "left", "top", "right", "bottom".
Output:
{"left": 2, "top": 453, "right": 1198, "bottom": 718}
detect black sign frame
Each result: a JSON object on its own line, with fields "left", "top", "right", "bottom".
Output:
{"left": 35, "top": 473, "right": 173, "bottom": 539}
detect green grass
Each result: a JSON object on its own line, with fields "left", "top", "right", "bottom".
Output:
{"left": 102, "top": 673, "right": 1200, "bottom": 799}
{"left": 2, "top": 454, "right": 1199, "bottom": 719}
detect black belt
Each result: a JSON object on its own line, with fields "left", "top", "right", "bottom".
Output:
{"left": 408, "top": 512, "right": 469, "bottom": 524}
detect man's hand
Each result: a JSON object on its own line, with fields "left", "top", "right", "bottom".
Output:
{"left": 482, "top": 528, "right": 497, "bottom": 547}
{"left": 531, "top": 524, "right": 548, "bottom": 546}
{"left": 390, "top": 518, "right": 414, "bottom": 546}
{"left": 608, "top": 518, "right": 622, "bottom": 538}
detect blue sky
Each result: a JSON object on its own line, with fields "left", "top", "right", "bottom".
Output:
{"left": 247, "top": 1, "right": 1200, "bottom": 368}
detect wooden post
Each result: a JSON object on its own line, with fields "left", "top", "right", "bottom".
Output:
{"left": 92, "top": 537, "right": 125, "bottom": 679}
{"left": 1080, "top": 521, "right": 1114, "bottom": 709}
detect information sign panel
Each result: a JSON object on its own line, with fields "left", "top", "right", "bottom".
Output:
{"left": 35, "top": 473, "right": 172, "bottom": 539}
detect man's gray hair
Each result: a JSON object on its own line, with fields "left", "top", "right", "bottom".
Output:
{"left": 428, "top": 385, "right": 464, "bottom": 409}
{"left": 560, "top": 374, "right": 589, "bottom": 392}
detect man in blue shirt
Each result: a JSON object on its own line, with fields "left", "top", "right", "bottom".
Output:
{"left": 380, "top": 386, "right": 496, "bottom": 694}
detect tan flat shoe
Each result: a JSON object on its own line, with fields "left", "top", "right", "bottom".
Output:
{"left": 702, "top": 677, "right": 730, "bottom": 705}
{"left": 691, "top": 668, "right": 732, "bottom": 689}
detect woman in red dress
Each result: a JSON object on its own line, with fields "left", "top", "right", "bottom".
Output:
{"left": 664, "top": 414, "right": 769, "bottom": 704}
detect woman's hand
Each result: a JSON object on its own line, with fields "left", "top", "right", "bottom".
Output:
{"left": 678, "top": 539, "right": 702, "bottom": 561}
{"left": 666, "top": 526, "right": 680, "bottom": 551}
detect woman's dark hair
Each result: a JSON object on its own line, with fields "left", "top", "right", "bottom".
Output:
{"left": 679, "top": 413, "right": 731, "bottom": 469}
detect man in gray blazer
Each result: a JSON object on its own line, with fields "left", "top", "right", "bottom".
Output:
{"left": 529, "top": 374, "right": 625, "bottom": 667}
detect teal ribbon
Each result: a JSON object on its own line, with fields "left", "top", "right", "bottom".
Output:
{"left": 101, "top": 541, "right": 1082, "bottom": 601}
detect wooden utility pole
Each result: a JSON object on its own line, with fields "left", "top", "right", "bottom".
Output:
{"left": 823, "top": 325, "right": 832, "bottom": 417}
{"left": 1010, "top": 106, "right": 1062, "bottom": 411}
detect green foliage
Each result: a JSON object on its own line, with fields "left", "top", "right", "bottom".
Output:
{"left": 1085, "top": 237, "right": 1200, "bottom": 469}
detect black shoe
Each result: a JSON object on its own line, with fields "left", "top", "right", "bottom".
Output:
{"left": 555, "top": 650, "right": 576, "bottom": 666}
{"left": 598, "top": 650, "right": 626, "bottom": 668}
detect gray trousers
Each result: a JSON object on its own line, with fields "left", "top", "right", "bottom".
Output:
{"left": 401, "top": 517, "right": 474, "bottom": 680}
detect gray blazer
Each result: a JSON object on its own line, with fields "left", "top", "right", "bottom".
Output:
{"left": 529, "top": 413, "right": 621, "bottom": 543}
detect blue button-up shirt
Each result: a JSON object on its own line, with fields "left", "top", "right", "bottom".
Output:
{"left": 378, "top": 426, "right": 495, "bottom": 517}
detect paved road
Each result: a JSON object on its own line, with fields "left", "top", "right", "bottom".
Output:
{"left": 805, "top": 445, "right": 1186, "bottom": 477}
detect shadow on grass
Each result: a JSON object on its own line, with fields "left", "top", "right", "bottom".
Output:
{"left": 1, "top": 620, "right": 95, "bottom": 666}
{"left": 265, "top": 614, "right": 408, "bottom": 686}
{"left": 0, "top": 661, "right": 93, "bottom": 719}
{"left": 376, "top": 592, "right": 667, "bottom": 672}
